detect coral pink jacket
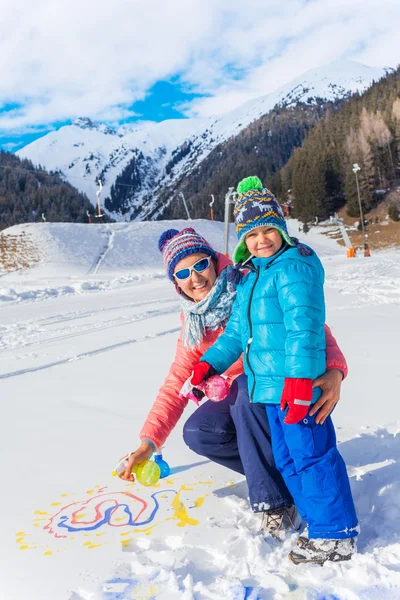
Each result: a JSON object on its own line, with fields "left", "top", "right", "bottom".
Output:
{"left": 140, "top": 253, "right": 348, "bottom": 449}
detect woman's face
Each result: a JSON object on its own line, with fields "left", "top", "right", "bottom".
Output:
{"left": 173, "top": 252, "right": 217, "bottom": 302}
{"left": 245, "top": 226, "right": 283, "bottom": 258}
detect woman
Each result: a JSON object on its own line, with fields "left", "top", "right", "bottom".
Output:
{"left": 119, "top": 227, "right": 347, "bottom": 536}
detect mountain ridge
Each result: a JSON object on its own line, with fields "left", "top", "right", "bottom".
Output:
{"left": 16, "top": 60, "right": 387, "bottom": 220}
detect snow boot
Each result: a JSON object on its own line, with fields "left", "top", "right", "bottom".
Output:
{"left": 261, "top": 505, "right": 302, "bottom": 540}
{"left": 289, "top": 536, "right": 356, "bottom": 565}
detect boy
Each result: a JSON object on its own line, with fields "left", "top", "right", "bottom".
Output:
{"left": 192, "top": 176, "right": 358, "bottom": 565}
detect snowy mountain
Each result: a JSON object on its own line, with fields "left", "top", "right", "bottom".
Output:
{"left": 17, "top": 60, "right": 387, "bottom": 220}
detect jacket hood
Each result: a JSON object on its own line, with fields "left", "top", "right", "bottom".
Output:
{"left": 215, "top": 252, "right": 232, "bottom": 274}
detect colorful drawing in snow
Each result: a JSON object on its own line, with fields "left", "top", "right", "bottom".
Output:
{"left": 16, "top": 479, "right": 210, "bottom": 555}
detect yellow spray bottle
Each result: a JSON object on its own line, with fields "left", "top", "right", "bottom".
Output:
{"left": 112, "top": 456, "right": 160, "bottom": 486}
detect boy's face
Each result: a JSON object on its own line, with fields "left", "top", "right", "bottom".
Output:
{"left": 245, "top": 226, "right": 283, "bottom": 258}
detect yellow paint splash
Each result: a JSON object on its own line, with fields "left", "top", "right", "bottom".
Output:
{"left": 50, "top": 502, "right": 62, "bottom": 507}
{"left": 44, "top": 551, "right": 53, "bottom": 556}
{"left": 86, "top": 489, "right": 94, "bottom": 495}
{"left": 60, "top": 493, "right": 69, "bottom": 497}
{"left": 120, "top": 531, "right": 131, "bottom": 537}
{"left": 16, "top": 531, "right": 25, "bottom": 536}
{"left": 75, "top": 513, "right": 86, "bottom": 519}
{"left": 132, "top": 583, "right": 158, "bottom": 598}
{"left": 168, "top": 487, "right": 199, "bottom": 528}
{"left": 198, "top": 481, "right": 213, "bottom": 486}
{"left": 19, "top": 545, "right": 30, "bottom": 550}
{"left": 34, "top": 510, "right": 51, "bottom": 516}
{"left": 132, "top": 524, "right": 158, "bottom": 535}
{"left": 193, "top": 497, "right": 204, "bottom": 508}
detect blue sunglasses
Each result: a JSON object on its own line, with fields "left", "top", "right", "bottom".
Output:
{"left": 174, "top": 256, "right": 212, "bottom": 281}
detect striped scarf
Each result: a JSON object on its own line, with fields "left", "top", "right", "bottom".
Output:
{"left": 180, "top": 265, "right": 240, "bottom": 349}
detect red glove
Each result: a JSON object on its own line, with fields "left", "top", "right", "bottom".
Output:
{"left": 191, "top": 362, "right": 217, "bottom": 386}
{"left": 280, "top": 378, "right": 312, "bottom": 424}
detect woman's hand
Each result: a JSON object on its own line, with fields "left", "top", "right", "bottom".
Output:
{"left": 309, "top": 369, "right": 343, "bottom": 425}
{"left": 118, "top": 441, "right": 154, "bottom": 482}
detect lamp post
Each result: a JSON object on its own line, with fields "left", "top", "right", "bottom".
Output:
{"left": 209, "top": 194, "right": 215, "bottom": 221}
{"left": 223, "top": 187, "right": 235, "bottom": 256}
{"left": 179, "top": 192, "right": 191, "bottom": 220}
{"left": 352, "top": 163, "right": 370, "bottom": 256}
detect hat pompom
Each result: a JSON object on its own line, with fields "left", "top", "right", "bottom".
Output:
{"left": 158, "top": 229, "right": 179, "bottom": 252}
{"left": 237, "top": 176, "right": 263, "bottom": 195}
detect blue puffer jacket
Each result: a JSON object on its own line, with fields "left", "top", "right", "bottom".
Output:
{"left": 202, "top": 244, "right": 326, "bottom": 404}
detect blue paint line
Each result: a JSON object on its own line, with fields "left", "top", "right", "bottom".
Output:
{"left": 56, "top": 489, "right": 177, "bottom": 533}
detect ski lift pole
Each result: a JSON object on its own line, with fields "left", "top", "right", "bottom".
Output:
{"left": 179, "top": 192, "right": 191, "bottom": 220}
{"left": 96, "top": 179, "right": 104, "bottom": 218}
{"left": 223, "top": 187, "right": 235, "bottom": 257}
{"left": 209, "top": 195, "right": 215, "bottom": 221}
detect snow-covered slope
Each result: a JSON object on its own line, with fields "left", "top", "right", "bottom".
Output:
{"left": 1, "top": 220, "right": 400, "bottom": 599}
{"left": 17, "top": 60, "right": 387, "bottom": 218}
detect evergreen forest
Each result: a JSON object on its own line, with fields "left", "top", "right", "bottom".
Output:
{"left": 0, "top": 152, "right": 98, "bottom": 231}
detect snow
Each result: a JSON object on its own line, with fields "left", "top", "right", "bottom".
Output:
{"left": 1, "top": 219, "right": 400, "bottom": 599}
{"left": 16, "top": 60, "right": 386, "bottom": 218}
{"left": 16, "top": 118, "right": 206, "bottom": 214}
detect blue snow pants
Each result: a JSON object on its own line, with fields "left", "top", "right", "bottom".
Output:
{"left": 183, "top": 374, "right": 293, "bottom": 512}
{"left": 266, "top": 405, "right": 359, "bottom": 539}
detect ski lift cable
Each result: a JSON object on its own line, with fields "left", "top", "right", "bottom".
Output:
{"left": 0, "top": 163, "right": 137, "bottom": 190}
{"left": 0, "top": 161, "right": 232, "bottom": 204}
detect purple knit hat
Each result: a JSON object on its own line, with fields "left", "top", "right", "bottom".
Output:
{"left": 158, "top": 228, "right": 218, "bottom": 281}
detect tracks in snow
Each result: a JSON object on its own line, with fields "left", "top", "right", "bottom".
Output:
{"left": 0, "top": 296, "right": 179, "bottom": 353}
{"left": 0, "top": 326, "right": 180, "bottom": 380}
{"left": 86, "top": 228, "right": 115, "bottom": 275}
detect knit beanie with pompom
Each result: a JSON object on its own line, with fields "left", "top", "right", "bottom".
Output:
{"left": 158, "top": 227, "right": 218, "bottom": 281}
{"left": 232, "top": 176, "right": 312, "bottom": 264}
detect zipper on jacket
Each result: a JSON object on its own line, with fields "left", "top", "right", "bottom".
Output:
{"left": 245, "top": 250, "right": 287, "bottom": 402}
{"left": 246, "top": 266, "right": 260, "bottom": 402}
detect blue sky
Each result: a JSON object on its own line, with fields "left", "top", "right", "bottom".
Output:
{"left": 1, "top": 81, "right": 207, "bottom": 152}
{"left": 1, "top": 0, "right": 399, "bottom": 153}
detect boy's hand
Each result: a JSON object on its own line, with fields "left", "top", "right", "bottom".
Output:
{"left": 281, "top": 378, "right": 312, "bottom": 424}
{"left": 191, "top": 361, "right": 217, "bottom": 386}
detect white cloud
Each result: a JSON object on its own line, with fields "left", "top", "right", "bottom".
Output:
{"left": 1, "top": 142, "right": 20, "bottom": 151}
{"left": 0, "top": 0, "right": 399, "bottom": 133}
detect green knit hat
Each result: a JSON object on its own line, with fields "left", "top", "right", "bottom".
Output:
{"left": 232, "top": 176, "right": 294, "bottom": 264}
